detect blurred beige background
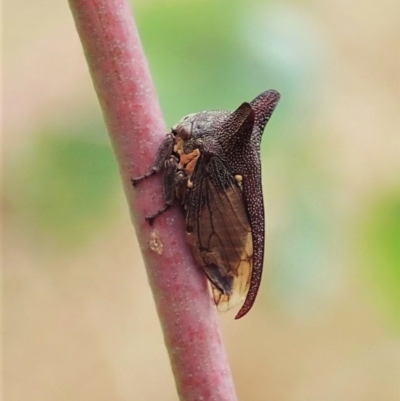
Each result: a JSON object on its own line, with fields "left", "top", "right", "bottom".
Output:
{"left": 4, "top": 0, "right": 400, "bottom": 400}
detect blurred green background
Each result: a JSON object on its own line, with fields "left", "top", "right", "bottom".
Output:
{"left": 4, "top": 0, "right": 400, "bottom": 400}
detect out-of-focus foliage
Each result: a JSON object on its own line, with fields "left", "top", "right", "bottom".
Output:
{"left": 358, "top": 191, "right": 400, "bottom": 329}
{"left": 137, "top": 1, "right": 321, "bottom": 130}
{"left": 8, "top": 120, "right": 118, "bottom": 248}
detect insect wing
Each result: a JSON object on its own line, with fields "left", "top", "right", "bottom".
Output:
{"left": 186, "top": 156, "right": 253, "bottom": 312}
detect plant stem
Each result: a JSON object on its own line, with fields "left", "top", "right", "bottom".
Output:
{"left": 68, "top": 1, "right": 238, "bottom": 400}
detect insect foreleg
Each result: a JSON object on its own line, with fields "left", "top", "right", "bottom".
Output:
{"left": 131, "top": 133, "right": 174, "bottom": 186}
{"left": 145, "top": 156, "right": 180, "bottom": 225}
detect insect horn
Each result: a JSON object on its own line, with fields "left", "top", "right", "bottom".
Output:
{"left": 235, "top": 90, "right": 281, "bottom": 320}
{"left": 219, "top": 102, "right": 255, "bottom": 151}
{"left": 250, "top": 89, "right": 281, "bottom": 143}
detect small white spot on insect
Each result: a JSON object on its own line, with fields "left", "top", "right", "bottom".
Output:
{"left": 187, "top": 179, "right": 194, "bottom": 188}
{"left": 235, "top": 175, "right": 243, "bottom": 190}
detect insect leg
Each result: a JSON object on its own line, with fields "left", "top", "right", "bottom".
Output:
{"left": 131, "top": 133, "right": 174, "bottom": 186}
{"left": 145, "top": 156, "right": 180, "bottom": 225}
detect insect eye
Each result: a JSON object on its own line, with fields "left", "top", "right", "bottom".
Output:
{"left": 176, "top": 125, "right": 192, "bottom": 140}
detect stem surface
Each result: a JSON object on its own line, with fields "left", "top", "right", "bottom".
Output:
{"left": 68, "top": 1, "right": 238, "bottom": 400}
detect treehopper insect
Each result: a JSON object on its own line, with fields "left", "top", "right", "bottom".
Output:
{"left": 132, "top": 90, "right": 280, "bottom": 319}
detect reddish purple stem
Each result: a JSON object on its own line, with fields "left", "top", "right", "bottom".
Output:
{"left": 68, "top": 1, "right": 238, "bottom": 400}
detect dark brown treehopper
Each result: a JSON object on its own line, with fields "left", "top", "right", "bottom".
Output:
{"left": 132, "top": 90, "right": 280, "bottom": 319}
